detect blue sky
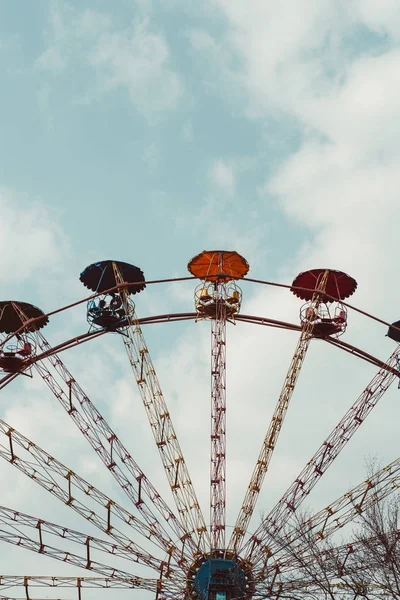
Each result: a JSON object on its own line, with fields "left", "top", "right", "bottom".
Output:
{"left": 2, "top": 1, "right": 400, "bottom": 598}
{"left": 0, "top": 0, "right": 306, "bottom": 286}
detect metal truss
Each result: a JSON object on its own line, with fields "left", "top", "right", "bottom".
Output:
{"left": 210, "top": 292, "right": 227, "bottom": 550}
{"left": 0, "top": 524, "right": 150, "bottom": 584}
{"left": 0, "top": 576, "right": 186, "bottom": 600}
{"left": 230, "top": 271, "right": 330, "bottom": 552}
{"left": 29, "top": 329, "right": 196, "bottom": 560}
{"left": 265, "top": 457, "right": 400, "bottom": 577}
{"left": 255, "top": 524, "right": 400, "bottom": 598}
{"left": 1, "top": 281, "right": 400, "bottom": 600}
{"left": 255, "top": 577, "right": 390, "bottom": 600}
{"left": 0, "top": 505, "right": 186, "bottom": 582}
{"left": 0, "top": 576, "right": 179, "bottom": 600}
{"left": 112, "top": 264, "right": 209, "bottom": 551}
{"left": 244, "top": 343, "right": 400, "bottom": 568}
{"left": 0, "top": 418, "right": 185, "bottom": 572}
{"left": 0, "top": 575, "right": 182, "bottom": 591}
{"left": 229, "top": 328, "right": 312, "bottom": 553}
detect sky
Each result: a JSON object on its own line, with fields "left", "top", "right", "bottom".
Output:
{"left": 1, "top": 0, "right": 400, "bottom": 598}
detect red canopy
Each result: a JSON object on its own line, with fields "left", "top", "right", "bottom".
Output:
{"left": 291, "top": 269, "right": 357, "bottom": 302}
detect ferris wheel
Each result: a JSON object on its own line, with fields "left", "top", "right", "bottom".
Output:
{"left": 0, "top": 250, "right": 399, "bottom": 600}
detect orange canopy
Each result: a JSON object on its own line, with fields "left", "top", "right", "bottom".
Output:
{"left": 187, "top": 250, "right": 249, "bottom": 282}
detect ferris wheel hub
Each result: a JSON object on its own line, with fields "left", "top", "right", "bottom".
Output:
{"left": 186, "top": 551, "right": 255, "bottom": 600}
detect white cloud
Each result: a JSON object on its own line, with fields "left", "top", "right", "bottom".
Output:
{"left": 352, "top": 0, "right": 400, "bottom": 39}
{"left": 177, "top": 0, "right": 400, "bottom": 549}
{"left": 210, "top": 159, "right": 236, "bottom": 196}
{"left": 0, "top": 189, "right": 69, "bottom": 285}
{"left": 88, "top": 18, "right": 183, "bottom": 116}
{"left": 4, "top": 0, "right": 400, "bottom": 589}
{"left": 194, "top": 0, "right": 400, "bottom": 317}
{"left": 36, "top": 4, "right": 183, "bottom": 117}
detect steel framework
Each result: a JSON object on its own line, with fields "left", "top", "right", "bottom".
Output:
{"left": 230, "top": 270, "right": 330, "bottom": 552}
{"left": 0, "top": 261, "right": 399, "bottom": 600}
{"left": 209, "top": 293, "right": 227, "bottom": 550}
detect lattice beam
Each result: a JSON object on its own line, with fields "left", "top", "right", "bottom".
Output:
{"left": 230, "top": 271, "right": 330, "bottom": 552}
{"left": 113, "top": 264, "right": 209, "bottom": 551}
{"left": 265, "top": 457, "right": 400, "bottom": 576}
{"left": 0, "top": 505, "right": 182, "bottom": 581}
{"left": 210, "top": 295, "right": 227, "bottom": 549}
{"left": 0, "top": 576, "right": 183, "bottom": 591}
{"left": 0, "top": 418, "right": 185, "bottom": 570}
{"left": 0, "top": 528, "right": 151, "bottom": 586}
{"left": 245, "top": 343, "right": 400, "bottom": 569}
{"left": 28, "top": 329, "right": 194, "bottom": 560}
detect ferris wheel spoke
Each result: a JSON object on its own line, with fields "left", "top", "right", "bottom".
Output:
{"left": 0, "top": 505, "right": 179, "bottom": 577}
{"left": 1, "top": 299, "right": 186, "bottom": 553}
{"left": 272, "top": 456, "right": 400, "bottom": 572}
{"left": 230, "top": 271, "right": 334, "bottom": 553}
{"left": 275, "top": 527, "right": 400, "bottom": 585}
{"left": 0, "top": 526, "right": 155, "bottom": 586}
{"left": 111, "top": 262, "right": 209, "bottom": 551}
{"left": 0, "top": 576, "right": 186, "bottom": 600}
{"left": 28, "top": 330, "right": 196, "bottom": 558}
{"left": 229, "top": 328, "right": 313, "bottom": 553}
{"left": 256, "top": 531, "right": 397, "bottom": 599}
{"left": 253, "top": 471, "right": 400, "bottom": 584}
{"left": 187, "top": 250, "right": 250, "bottom": 551}
{"left": 282, "top": 459, "right": 400, "bottom": 568}
{"left": 209, "top": 312, "right": 227, "bottom": 550}
{"left": 244, "top": 343, "right": 400, "bottom": 569}
{"left": 256, "top": 577, "right": 375, "bottom": 600}
{"left": 0, "top": 576, "right": 185, "bottom": 595}
{"left": 0, "top": 419, "right": 188, "bottom": 569}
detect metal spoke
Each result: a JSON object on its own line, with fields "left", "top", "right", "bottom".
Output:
{"left": 0, "top": 576, "right": 184, "bottom": 592}
{"left": 186, "top": 250, "right": 249, "bottom": 551}
{"left": 0, "top": 527, "right": 153, "bottom": 586}
{"left": 27, "top": 329, "right": 195, "bottom": 559}
{"left": 209, "top": 300, "right": 227, "bottom": 550}
{"left": 244, "top": 343, "right": 400, "bottom": 568}
{"left": 0, "top": 530, "right": 185, "bottom": 596}
{"left": 0, "top": 418, "right": 187, "bottom": 569}
{"left": 273, "top": 457, "right": 400, "bottom": 572}
{"left": 0, "top": 505, "right": 181, "bottom": 579}
{"left": 112, "top": 263, "right": 209, "bottom": 551}
{"left": 256, "top": 530, "right": 400, "bottom": 598}
{"left": 230, "top": 271, "right": 331, "bottom": 552}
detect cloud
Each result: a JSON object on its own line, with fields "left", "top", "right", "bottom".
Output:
{"left": 209, "top": 159, "right": 236, "bottom": 196}
{"left": 352, "top": 0, "right": 400, "bottom": 40}
{"left": 0, "top": 189, "right": 69, "bottom": 286}
{"left": 174, "top": 0, "right": 400, "bottom": 545}
{"left": 88, "top": 18, "right": 183, "bottom": 116}
{"left": 4, "top": 0, "right": 400, "bottom": 589}
{"left": 36, "top": 4, "right": 183, "bottom": 117}
{"left": 192, "top": 1, "right": 400, "bottom": 313}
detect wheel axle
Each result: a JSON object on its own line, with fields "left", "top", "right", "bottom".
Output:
{"left": 186, "top": 551, "right": 255, "bottom": 600}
